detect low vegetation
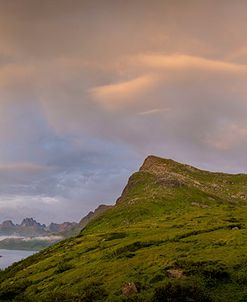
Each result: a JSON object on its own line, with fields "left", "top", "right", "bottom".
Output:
{"left": 1, "top": 156, "right": 247, "bottom": 301}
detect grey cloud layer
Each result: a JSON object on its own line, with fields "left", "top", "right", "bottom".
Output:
{"left": 0, "top": 0, "right": 247, "bottom": 223}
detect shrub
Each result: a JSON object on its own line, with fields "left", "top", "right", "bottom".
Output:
{"left": 151, "top": 281, "right": 212, "bottom": 302}
{"left": 175, "top": 260, "right": 230, "bottom": 286}
{"left": 55, "top": 261, "right": 73, "bottom": 273}
{"left": 40, "top": 291, "right": 80, "bottom": 302}
{"left": 0, "top": 280, "right": 32, "bottom": 300}
{"left": 104, "top": 232, "right": 127, "bottom": 241}
{"left": 80, "top": 282, "right": 108, "bottom": 302}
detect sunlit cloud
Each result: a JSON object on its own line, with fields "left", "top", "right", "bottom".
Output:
{"left": 135, "top": 54, "right": 247, "bottom": 73}
{"left": 226, "top": 46, "right": 247, "bottom": 62}
{"left": 137, "top": 108, "right": 170, "bottom": 116}
{"left": 90, "top": 75, "right": 158, "bottom": 110}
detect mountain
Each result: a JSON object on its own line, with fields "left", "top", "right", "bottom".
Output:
{"left": 19, "top": 218, "right": 47, "bottom": 236}
{"left": 0, "top": 206, "right": 112, "bottom": 238}
{"left": 0, "top": 220, "right": 16, "bottom": 235}
{"left": 0, "top": 218, "right": 69, "bottom": 250}
{"left": 61, "top": 204, "right": 113, "bottom": 238}
{"left": 47, "top": 221, "right": 77, "bottom": 233}
{"left": 1, "top": 155, "right": 247, "bottom": 301}
{"left": 0, "top": 218, "right": 47, "bottom": 237}
{"left": 0, "top": 208, "right": 112, "bottom": 250}
{"left": 79, "top": 204, "right": 113, "bottom": 228}
{"left": 0, "top": 217, "right": 75, "bottom": 237}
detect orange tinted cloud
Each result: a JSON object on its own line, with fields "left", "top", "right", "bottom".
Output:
{"left": 136, "top": 54, "right": 247, "bottom": 73}
{"left": 90, "top": 75, "right": 157, "bottom": 110}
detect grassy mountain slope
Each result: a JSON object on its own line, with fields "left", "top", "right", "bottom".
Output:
{"left": 62, "top": 204, "right": 113, "bottom": 238}
{"left": 1, "top": 156, "right": 247, "bottom": 301}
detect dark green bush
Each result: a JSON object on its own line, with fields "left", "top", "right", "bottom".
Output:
{"left": 104, "top": 232, "right": 127, "bottom": 241}
{"left": 80, "top": 282, "right": 108, "bottom": 302}
{"left": 175, "top": 260, "right": 230, "bottom": 285}
{"left": 113, "top": 241, "right": 163, "bottom": 257}
{"left": 40, "top": 291, "right": 80, "bottom": 302}
{"left": 55, "top": 261, "right": 73, "bottom": 273}
{"left": 150, "top": 274, "right": 166, "bottom": 284}
{"left": 201, "top": 265, "right": 230, "bottom": 286}
{"left": 0, "top": 280, "right": 31, "bottom": 300}
{"left": 152, "top": 281, "right": 212, "bottom": 302}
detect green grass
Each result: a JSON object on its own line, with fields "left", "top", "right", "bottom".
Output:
{"left": 1, "top": 156, "right": 247, "bottom": 301}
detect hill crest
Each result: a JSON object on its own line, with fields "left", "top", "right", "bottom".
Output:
{"left": 1, "top": 155, "right": 247, "bottom": 301}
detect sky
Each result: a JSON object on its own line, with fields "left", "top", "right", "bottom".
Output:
{"left": 1, "top": 0, "right": 247, "bottom": 224}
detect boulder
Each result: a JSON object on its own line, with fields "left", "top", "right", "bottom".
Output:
{"left": 122, "top": 282, "right": 138, "bottom": 296}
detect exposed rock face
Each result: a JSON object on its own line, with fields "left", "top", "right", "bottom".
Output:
{"left": 140, "top": 155, "right": 166, "bottom": 171}
{"left": 157, "top": 178, "right": 185, "bottom": 188}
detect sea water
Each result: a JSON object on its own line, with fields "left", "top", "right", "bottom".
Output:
{"left": 0, "top": 249, "right": 36, "bottom": 269}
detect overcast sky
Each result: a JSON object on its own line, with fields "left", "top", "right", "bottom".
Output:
{"left": 1, "top": 0, "right": 247, "bottom": 224}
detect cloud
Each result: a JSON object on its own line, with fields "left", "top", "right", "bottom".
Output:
{"left": 204, "top": 123, "right": 247, "bottom": 151}
{"left": 226, "top": 46, "right": 247, "bottom": 62}
{"left": 137, "top": 108, "right": 170, "bottom": 116}
{"left": 0, "top": 195, "right": 65, "bottom": 224}
{"left": 0, "top": 63, "right": 34, "bottom": 88}
{"left": 90, "top": 75, "right": 157, "bottom": 110}
{"left": 0, "top": 162, "right": 50, "bottom": 173}
{"left": 135, "top": 54, "right": 247, "bottom": 73}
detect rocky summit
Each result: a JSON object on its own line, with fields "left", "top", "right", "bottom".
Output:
{"left": 1, "top": 155, "right": 247, "bottom": 301}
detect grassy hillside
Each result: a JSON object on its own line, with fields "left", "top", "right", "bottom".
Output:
{"left": 1, "top": 155, "right": 247, "bottom": 301}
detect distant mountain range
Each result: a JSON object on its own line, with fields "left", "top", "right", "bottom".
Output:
{"left": 0, "top": 204, "right": 112, "bottom": 237}
{"left": 0, "top": 217, "right": 77, "bottom": 237}
{"left": 65, "top": 204, "right": 113, "bottom": 237}
{"left": 0, "top": 204, "right": 112, "bottom": 250}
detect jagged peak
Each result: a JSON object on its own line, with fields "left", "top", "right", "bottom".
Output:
{"left": 20, "top": 217, "right": 45, "bottom": 228}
